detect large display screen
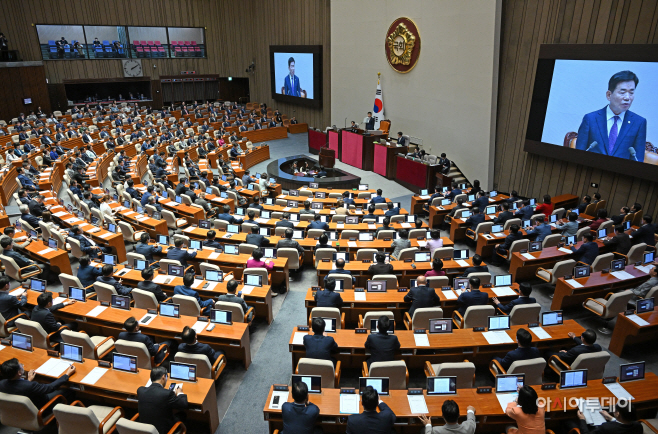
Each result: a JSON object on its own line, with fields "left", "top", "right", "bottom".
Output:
{"left": 270, "top": 45, "right": 322, "bottom": 108}
{"left": 525, "top": 45, "right": 658, "bottom": 181}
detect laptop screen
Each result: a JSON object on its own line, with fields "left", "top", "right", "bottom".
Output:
{"left": 224, "top": 244, "right": 238, "bottom": 254}
{"left": 367, "top": 280, "right": 387, "bottom": 292}
{"left": 494, "top": 274, "right": 513, "bottom": 287}
{"left": 491, "top": 224, "right": 503, "bottom": 233}
{"left": 565, "top": 235, "right": 576, "bottom": 245}
{"left": 637, "top": 298, "right": 654, "bottom": 314}
{"left": 292, "top": 230, "right": 303, "bottom": 239}
{"left": 11, "top": 333, "right": 32, "bottom": 351}
{"left": 453, "top": 249, "right": 469, "bottom": 259}
{"left": 170, "top": 362, "right": 197, "bottom": 382}
{"left": 485, "top": 205, "right": 497, "bottom": 215}
{"left": 261, "top": 210, "right": 271, "bottom": 219}
{"left": 611, "top": 259, "right": 625, "bottom": 271}
{"left": 316, "top": 192, "right": 326, "bottom": 198}
{"left": 69, "top": 287, "right": 86, "bottom": 302}
{"left": 488, "top": 316, "right": 510, "bottom": 331}
{"left": 103, "top": 254, "right": 117, "bottom": 265}
{"left": 205, "top": 270, "right": 223, "bottom": 282}
{"left": 644, "top": 251, "right": 655, "bottom": 264}
{"left": 292, "top": 374, "right": 322, "bottom": 393}
{"left": 134, "top": 259, "right": 148, "bottom": 271}
{"left": 573, "top": 265, "right": 590, "bottom": 278}
{"left": 48, "top": 238, "right": 58, "bottom": 249}
{"left": 111, "top": 294, "right": 131, "bottom": 310}
{"left": 370, "top": 319, "right": 395, "bottom": 334}
{"left": 227, "top": 224, "right": 240, "bottom": 233}
{"left": 414, "top": 251, "right": 431, "bottom": 262}
{"left": 496, "top": 374, "right": 524, "bottom": 393}
{"left": 61, "top": 343, "right": 83, "bottom": 362}
{"left": 358, "top": 232, "right": 373, "bottom": 241}
{"left": 359, "top": 377, "right": 389, "bottom": 395}
{"left": 620, "top": 362, "right": 645, "bottom": 382}
{"left": 198, "top": 219, "right": 211, "bottom": 229}
{"left": 541, "top": 311, "right": 563, "bottom": 326}
{"left": 427, "top": 376, "right": 457, "bottom": 395}
{"left": 159, "top": 303, "right": 180, "bottom": 318}
{"left": 112, "top": 353, "right": 138, "bottom": 373}
{"left": 30, "top": 278, "right": 46, "bottom": 292}
{"left": 453, "top": 278, "right": 470, "bottom": 290}
{"left": 210, "top": 309, "right": 232, "bottom": 325}
{"left": 550, "top": 214, "right": 558, "bottom": 223}
{"left": 244, "top": 274, "right": 262, "bottom": 287}
{"left": 189, "top": 240, "right": 202, "bottom": 250}
{"left": 560, "top": 369, "right": 588, "bottom": 389}
{"left": 597, "top": 228, "right": 608, "bottom": 239}
{"left": 429, "top": 318, "right": 453, "bottom": 333}
{"left": 263, "top": 248, "right": 277, "bottom": 259}
{"left": 320, "top": 317, "right": 336, "bottom": 333}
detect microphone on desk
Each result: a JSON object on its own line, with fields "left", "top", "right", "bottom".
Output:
{"left": 628, "top": 147, "right": 637, "bottom": 161}
{"left": 585, "top": 141, "right": 598, "bottom": 152}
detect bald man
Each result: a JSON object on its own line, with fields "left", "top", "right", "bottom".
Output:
{"left": 403, "top": 276, "right": 440, "bottom": 318}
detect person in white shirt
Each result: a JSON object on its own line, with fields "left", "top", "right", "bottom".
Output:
{"left": 100, "top": 194, "right": 114, "bottom": 217}
{"left": 419, "top": 400, "right": 476, "bottom": 434}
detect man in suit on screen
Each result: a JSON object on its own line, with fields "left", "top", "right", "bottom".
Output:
{"left": 575, "top": 70, "right": 646, "bottom": 162}
{"left": 283, "top": 57, "right": 301, "bottom": 97}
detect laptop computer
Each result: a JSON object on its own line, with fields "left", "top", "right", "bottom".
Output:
{"left": 620, "top": 362, "right": 645, "bottom": 382}
{"left": 48, "top": 238, "right": 58, "bottom": 250}
{"left": 610, "top": 258, "right": 625, "bottom": 271}
{"left": 359, "top": 377, "right": 389, "bottom": 395}
{"left": 488, "top": 316, "right": 511, "bottom": 331}
{"left": 427, "top": 376, "right": 457, "bottom": 395}
{"left": 210, "top": 309, "right": 233, "bottom": 325}
{"left": 263, "top": 248, "right": 277, "bottom": 259}
{"left": 292, "top": 374, "right": 322, "bottom": 393}
{"left": 199, "top": 219, "right": 211, "bottom": 229}
{"left": 414, "top": 251, "right": 431, "bottom": 262}
{"left": 333, "top": 252, "right": 349, "bottom": 262}
{"left": 644, "top": 251, "right": 655, "bottom": 264}
{"left": 159, "top": 302, "right": 180, "bottom": 318}
{"left": 61, "top": 343, "right": 83, "bottom": 363}
{"left": 559, "top": 369, "right": 588, "bottom": 389}
{"left": 429, "top": 318, "right": 453, "bottom": 333}
{"left": 112, "top": 353, "right": 138, "bottom": 373}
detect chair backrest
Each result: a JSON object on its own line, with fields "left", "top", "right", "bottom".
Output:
{"left": 550, "top": 259, "right": 577, "bottom": 284}
{"left": 60, "top": 330, "right": 99, "bottom": 360}
{"left": 576, "top": 226, "right": 592, "bottom": 241}
{"left": 115, "top": 417, "right": 159, "bottom": 434}
{"left": 411, "top": 307, "right": 444, "bottom": 329}
{"left": 432, "top": 247, "right": 454, "bottom": 261}
{"left": 390, "top": 215, "right": 405, "bottom": 223}
{"left": 507, "top": 239, "right": 529, "bottom": 258}
{"left": 472, "top": 222, "right": 493, "bottom": 240}
{"left": 132, "top": 288, "right": 159, "bottom": 310}
{"left": 238, "top": 243, "right": 258, "bottom": 256}
{"left": 507, "top": 357, "right": 547, "bottom": 385}
{"left": 465, "top": 272, "right": 491, "bottom": 285}
{"left": 310, "top": 307, "right": 342, "bottom": 329}
{"left": 462, "top": 305, "right": 495, "bottom": 329}
{"left": 626, "top": 243, "right": 647, "bottom": 264}
{"left": 362, "top": 311, "right": 394, "bottom": 328}
{"left": 601, "top": 290, "right": 634, "bottom": 319}
{"left": 426, "top": 276, "right": 449, "bottom": 288}
{"left": 0, "top": 391, "right": 41, "bottom": 431}
{"left": 590, "top": 253, "right": 614, "bottom": 273}
{"left": 435, "top": 362, "right": 476, "bottom": 388}
{"left": 314, "top": 248, "right": 337, "bottom": 267}
{"left": 175, "top": 352, "right": 215, "bottom": 379}
{"left": 53, "top": 403, "right": 102, "bottom": 434}
{"left": 327, "top": 273, "right": 353, "bottom": 289}
{"left": 200, "top": 263, "right": 220, "bottom": 275}
{"left": 330, "top": 215, "right": 346, "bottom": 223}
{"left": 215, "top": 301, "right": 245, "bottom": 322}
{"left": 542, "top": 233, "right": 562, "bottom": 248}
{"left": 355, "top": 249, "right": 378, "bottom": 261}
{"left": 93, "top": 281, "right": 118, "bottom": 302}
{"left": 369, "top": 361, "right": 408, "bottom": 389}
{"left": 172, "top": 294, "right": 201, "bottom": 316}
{"left": 372, "top": 274, "right": 398, "bottom": 289}
{"left": 571, "top": 352, "right": 611, "bottom": 379}
{"left": 67, "top": 236, "right": 85, "bottom": 259}
{"left": 376, "top": 230, "right": 395, "bottom": 240}
{"left": 509, "top": 303, "right": 541, "bottom": 326}
{"left": 397, "top": 247, "right": 418, "bottom": 261}
{"left": 503, "top": 218, "right": 522, "bottom": 231}
{"left": 407, "top": 229, "right": 426, "bottom": 240}
{"left": 160, "top": 258, "right": 182, "bottom": 268}
{"left": 0, "top": 255, "right": 22, "bottom": 281}
{"left": 340, "top": 230, "right": 359, "bottom": 240}
{"left": 115, "top": 339, "right": 153, "bottom": 370}
{"left": 59, "top": 273, "right": 84, "bottom": 294}
{"left": 277, "top": 248, "right": 300, "bottom": 270}
{"left": 15, "top": 318, "right": 49, "bottom": 349}
{"left": 126, "top": 252, "right": 147, "bottom": 264}
{"left": 297, "top": 358, "right": 336, "bottom": 388}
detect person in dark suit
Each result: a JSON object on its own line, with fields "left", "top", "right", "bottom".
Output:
{"left": 364, "top": 112, "right": 375, "bottom": 131}
{"left": 138, "top": 268, "right": 167, "bottom": 302}
{"left": 383, "top": 201, "right": 400, "bottom": 217}
{"left": 282, "top": 381, "right": 321, "bottom": 434}
{"left": 75, "top": 255, "right": 102, "bottom": 290}
{"left": 493, "top": 202, "right": 514, "bottom": 225}
{"left": 276, "top": 228, "right": 304, "bottom": 256}
{"left": 546, "top": 329, "right": 602, "bottom": 365}
{"left": 283, "top": 57, "right": 302, "bottom": 96}
{"left": 525, "top": 215, "right": 553, "bottom": 242}
{"left": 0, "top": 276, "right": 26, "bottom": 327}
{"left": 611, "top": 206, "right": 630, "bottom": 226}
{"left": 370, "top": 189, "right": 386, "bottom": 205}
{"left": 575, "top": 402, "right": 642, "bottom": 434}
{"left": 462, "top": 254, "right": 489, "bottom": 276}
{"left": 630, "top": 215, "right": 656, "bottom": 246}
{"left": 32, "top": 292, "right": 77, "bottom": 343}
{"left": 97, "top": 264, "right": 132, "bottom": 296}
{"left": 0, "top": 358, "right": 76, "bottom": 408}
{"left": 315, "top": 276, "right": 343, "bottom": 308}
{"left": 575, "top": 70, "right": 646, "bottom": 162}
{"left": 304, "top": 317, "right": 338, "bottom": 362}
{"left": 174, "top": 273, "right": 214, "bottom": 314}
{"left": 120, "top": 317, "right": 169, "bottom": 363}
{"left": 215, "top": 205, "right": 243, "bottom": 225}
{"left": 137, "top": 366, "right": 188, "bottom": 434}
{"left": 493, "top": 224, "right": 523, "bottom": 264}
{"left": 602, "top": 225, "right": 632, "bottom": 255}
{"left": 493, "top": 282, "right": 536, "bottom": 315}
{"left": 347, "top": 386, "right": 396, "bottom": 434}
{"left": 245, "top": 225, "right": 269, "bottom": 247}
{"left": 577, "top": 195, "right": 592, "bottom": 214}
{"left": 493, "top": 328, "right": 542, "bottom": 371}
{"left": 569, "top": 232, "right": 599, "bottom": 265}
{"left": 216, "top": 279, "right": 253, "bottom": 321}
{"left": 514, "top": 199, "right": 534, "bottom": 221}
{"left": 167, "top": 238, "right": 197, "bottom": 267}
{"left": 28, "top": 195, "right": 47, "bottom": 217}
{"left": 0, "top": 237, "right": 43, "bottom": 277}
{"left": 364, "top": 316, "right": 400, "bottom": 367}
{"left": 471, "top": 190, "right": 489, "bottom": 213}
{"left": 135, "top": 234, "right": 162, "bottom": 264}
{"left": 368, "top": 251, "right": 394, "bottom": 276}
{"left": 403, "top": 276, "right": 440, "bottom": 318}
{"left": 308, "top": 214, "right": 329, "bottom": 231}
{"left": 456, "top": 276, "right": 488, "bottom": 317}
{"left": 464, "top": 207, "right": 485, "bottom": 231}
{"left": 343, "top": 191, "right": 356, "bottom": 207}
{"left": 324, "top": 258, "right": 355, "bottom": 285}
{"left": 178, "top": 325, "right": 223, "bottom": 364}
{"left": 202, "top": 230, "right": 223, "bottom": 250}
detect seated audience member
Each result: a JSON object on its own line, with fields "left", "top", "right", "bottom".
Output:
{"left": 275, "top": 212, "right": 294, "bottom": 228}
{"left": 592, "top": 192, "right": 602, "bottom": 204}
{"left": 575, "top": 402, "right": 641, "bottom": 434}
{"left": 203, "top": 230, "right": 223, "bottom": 249}
{"left": 308, "top": 213, "right": 330, "bottom": 231}
{"left": 630, "top": 215, "right": 656, "bottom": 246}
{"left": 464, "top": 207, "right": 485, "bottom": 230}
{"left": 602, "top": 225, "right": 631, "bottom": 255}
{"left": 276, "top": 228, "right": 304, "bottom": 256}
{"left": 325, "top": 258, "right": 355, "bottom": 284}
{"left": 534, "top": 194, "right": 554, "bottom": 216}
{"left": 245, "top": 225, "right": 270, "bottom": 247}
{"left": 419, "top": 400, "right": 476, "bottom": 434}
{"left": 299, "top": 201, "right": 314, "bottom": 215}
{"left": 391, "top": 229, "right": 411, "bottom": 259}
{"left": 364, "top": 316, "right": 400, "bottom": 367}
{"left": 629, "top": 265, "right": 657, "bottom": 302}
{"left": 167, "top": 238, "right": 197, "bottom": 267}
{"left": 404, "top": 276, "right": 439, "bottom": 317}
{"left": 514, "top": 199, "right": 534, "bottom": 221}
{"left": 611, "top": 206, "right": 630, "bottom": 225}
{"left": 217, "top": 279, "right": 253, "bottom": 322}
{"left": 363, "top": 204, "right": 378, "bottom": 220}
{"left": 425, "top": 258, "right": 446, "bottom": 278}
{"left": 347, "top": 386, "right": 396, "bottom": 434}
{"left": 313, "top": 233, "right": 331, "bottom": 252}
{"left": 216, "top": 204, "right": 244, "bottom": 224}
{"left": 0, "top": 276, "right": 26, "bottom": 327}
{"left": 136, "top": 366, "right": 188, "bottom": 434}
{"left": 0, "top": 357, "right": 75, "bottom": 407}
{"left": 556, "top": 211, "right": 579, "bottom": 237}
{"left": 374, "top": 217, "right": 393, "bottom": 237}
{"left": 505, "top": 386, "right": 545, "bottom": 434}
{"left": 493, "top": 224, "right": 523, "bottom": 263}
{"left": 246, "top": 247, "right": 274, "bottom": 271}
{"left": 568, "top": 232, "right": 599, "bottom": 265}
{"left": 546, "top": 329, "right": 602, "bottom": 365}
{"left": 119, "top": 317, "right": 169, "bottom": 363}
{"left": 138, "top": 267, "right": 168, "bottom": 302}
{"left": 174, "top": 273, "right": 214, "bottom": 314}
{"left": 369, "top": 189, "right": 386, "bottom": 204}
{"left": 282, "top": 381, "right": 321, "bottom": 434}
{"left": 577, "top": 194, "right": 592, "bottom": 214}
{"left": 493, "top": 282, "right": 536, "bottom": 314}
{"left": 135, "top": 233, "right": 162, "bottom": 264}
{"left": 426, "top": 229, "right": 443, "bottom": 256}
{"left": 471, "top": 190, "right": 489, "bottom": 213}
{"left": 32, "top": 292, "right": 77, "bottom": 343}
{"left": 525, "top": 215, "right": 552, "bottom": 242}
{"left": 76, "top": 255, "right": 102, "bottom": 289}
{"left": 368, "top": 251, "right": 394, "bottom": 275}
{"left": 315, "top": 276, "right": 343, "bottom": 308}
{"left": 447, "top": 197, "right": 467, "bottom": 219}
{"left": 493, "top": 201, "right": 514, "bottom": 225}
{"left": 588, "top": 209, "right": 609, "bottom": 231}
{"left": 384, "top": 201, "right": 400, "bottom": 216}
{"left": 456, "top": 276, "right": 488, "bottom": 317}
{"left": 97, "top": 264, "right": 132, "bottom": 296}
{"left": 303, "top": 317, "right": 338, "bottom": 362}
{"left": 462, "top": 254, "right": 489, "bottom": 275}
{"left": 178, "top": 325, "right": 223, "bottom": 364}
{"left": 493, "top": 328, "right": 541, "bottom": 371}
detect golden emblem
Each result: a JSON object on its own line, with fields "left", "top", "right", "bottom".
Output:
{"left": 387, "top": 23, "right": 416, "bottom": 66}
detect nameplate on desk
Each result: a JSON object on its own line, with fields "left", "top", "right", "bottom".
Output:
{"left": 100, "top": 301, "right": 110, "bottom": 307}
{"left": 383, "top": 238, "right": 391, "bottom": 241}
{"left": 98, "top": 360, "right": 111, "bottom": 368}
{"left": 398, "top": 288, "right": 408, "bottom": 292}
{"left": 404, "top": 258, "right": 413, "bottom": 263}
{"left": 473, "top": 327, "right": 485, "bottom": 332}
{"left": 482, "top": 283, "right": 492, "bottom": 288}
{"left": 414, "top": 329, "right": 427, "bottom": 334}
{"left": 520, "top": 249, "right": 528, "bottom": 253}
{"left": 355, "top": 288, "right": 365, "bottom": 292}
{"left": 541, "top": 383, "right": 557, "bottom": 390}
{"left": 340, "top": 388, "right": 356, "bottom": 394}
{"left": 47, "top": 350, "right": 60, "bottom": 357}
{"left": 477, "top": 386, "right": 492, "bottom": 394}
{"left": 442, "top": 286, "right": 451, "bottom": 291}
{"left": 0, "top": 339, "right": 9, "bottom": 346}
{"left": 297, "top": 326, "right": 309, "bottom": 331}
{"left": 408, "top": 388, "right": 424, "bottom": 395}
{"left": 528, "top": 323, "right": 539, "bottom": 328}
{"left": 601, "top": 268, "right": 610, "bottom": 274}
{"left": 602, "top": 377, "right": 618, "bottom": 384}
{"left": 624, "top": 309, "right": 636, "bottom": 316}
{"left": 564, "top": 275, "right": 573, "bottom": 280}
{"left": 273, "top": 384, "right": 289, "bottom": 392}
{"left": 197, "top": 316, "right": 209, "bottom": 322}
{"left": 312, "top": 286, "right": 321, "bottom": 292}
{"left": 147, "top": 309, "right": 157, "bottom": 315}
{"left": 362, "top": 259, "right": 371, "bottom": 263}
{"left": 635, "top": 261, "right": 642, "bottom": 267}
{"left": 322, "top": 259, "right": 330, "bottom": 262}
{"left": 355, "top": 328, "right": 368, "bottom": 334}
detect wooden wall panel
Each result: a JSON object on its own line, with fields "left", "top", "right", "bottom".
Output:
{"left": 496, "top": 0, "right": 658, "bottom": 220}
{"left": 0, "top": 66, "right": 50, "bottom": 122}
{"left": 0, "top": 0, "right": 330, "bottom": 128}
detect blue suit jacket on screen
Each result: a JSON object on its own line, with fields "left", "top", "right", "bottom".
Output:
{"left": 284, "top": 74, "right": 301, "bottom": 97}
{"left": 575, "top": 107, "right": 646, "bottom": 161}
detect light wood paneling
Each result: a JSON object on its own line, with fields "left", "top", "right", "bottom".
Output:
{"left": 0, "top": 0, "right": 330, "bottom": 128}
{"left": 496, "top": 0, "right": 658, "bottom": 220}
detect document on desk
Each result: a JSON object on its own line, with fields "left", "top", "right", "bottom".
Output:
{"left": 81, "top": 367, "right": 108, "bottom": 385}
{"left": 191, "top": 321, "right": 207, "bottom": 334}
{"left": 153, "top": 275, "right": 169, "bottom": 284}
{"left": 209, "top": 252, "right": 221, "bottom": 259}
{"left": 558, "top": 247, "right": 573, "bottom": 254}
{"left": 353, "top": 210, "right": 363, "bottom": 215}
{"left": 400, "top": 223, "right": 412, "bottom": 228}
{"left": 414, "top": 333, "right": 430, "bottom": 347}
{"left": 99, "top": 232, "right": 113, "bottom": 239}
{"left": 54, "top": 211, "right": 68, "bottom": 217}
{"left": 354, "top": 292, "right": 367, "bottom": 301}
{"left": 626, "top": 314, "right": 650, "bottom": 327}
{"left": 192, "top": 279, "right": 204, "bottom": 289}
{"left": 241, "top": 285, "right": 255, "bottom": 295}
{"left": 578, "top": 398, "right": 606, "bottom": 425}
{"left": 283, "top": 207, "right": 291, "bottom": 211}
{"left": 52, "top": 297, "right": 67, "bottom": 305}
{"left": 417, "top": 240, "right": 427, "bottom": 248}
{"left": 604, "top": 382, "right": 634, "bottom": 400}
{"left": 183, "top": 227, "right": 195, "bottom": 233}
{"left": 86, "top": 306, "right": 107, "bottom": 317}
{"left": 9, "top": 288, "right": 25, "bottom": 297}
{"left": 347, "top": 241, "right": 357, "bottom": 248}
{"left": 36, "top": 358, "right": 71, "bottom": 377}
{"left": 66, "top": 217, "right": 81, "bottom": 224}
{"left": 257, "top": 218, "right": 269, "bottom": 224}
{"left": 420, "top": 195, "right": 431, "bottom": 200}
{"left": 206, "top": 282, "right": 219, "bottom": 291}
{"left": 565, "top": 279, "right": 583, "bottom": 288}
{"left": 637, "top": 264, "right": 654, "bottom": 274}
{"left": 494, "top": 232, "right": 506, "bottom": 237}
{"left": 336, "top": 224, "right": 344, "bottom": 229}
{"left": 269, "top": 391, "right": 289, "bottom": 410}
{"left": 407, "top": 394, "right": 429, "bottom": 414}
{"left": 611, "top": 270, "right": 635, "bottom": 281}
{"left": 368, "top": 224, "right": 376, "bottom": 230}
{"left": 483, "top": 331, "right": 514, "bottom": 345}
{"left": 292, "top": 332, "right": 307, "bottom": 345}
{"left": 278, "top": 194, "right": 286, "bottom": 199}
{"left": 38, "top": 248, "right": 55, "bottom": 255}
{"left": 442, "top": 289, "right": 457, "bottom": 300}
{"left": 529, "top": 326, "right": 552, "bottom": 340}
{"left": 455, "top": 259, "right": 469, "bottom": 267}
{"left": 491, "top": 286, "right": 516, "bottom": 297}
{"left": 340, "top": 393, "right": 360, "bottom": 414}
{"left": 496, "top": 393, "right": 518, "bottom": 412}
{"left": 521, "top": 253, "right": 536, "bottom": 260}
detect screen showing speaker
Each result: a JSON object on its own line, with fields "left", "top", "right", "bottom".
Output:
{"left": 270, "top": 45, "right": 322, "bottom": 108}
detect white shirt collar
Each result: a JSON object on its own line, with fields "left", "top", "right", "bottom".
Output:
{"left": 606, "top": 105, "right": 626, "bottom": 122}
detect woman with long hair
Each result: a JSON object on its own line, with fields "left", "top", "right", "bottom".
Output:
{"left": 505, "top": 385, "right": 545, "bottom": 433}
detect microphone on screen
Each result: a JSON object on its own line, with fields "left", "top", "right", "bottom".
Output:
{"left": 629, "top": 147, "right": 637, "bottom": 161}
{"left": 585, "top": 141, "right": 598, "bottom": 152}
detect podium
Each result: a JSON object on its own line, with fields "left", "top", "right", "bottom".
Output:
{"left": 373, "top": 142, "right": 407, "bottom": 179}
{"left": 319, "top": 147, "right": 336, "bottom": 168}
{"left": 340, "top": 129, "right": 377, "bottom": 171}
{"left": 394, "top": 155, "right": 441, "bottom": 193}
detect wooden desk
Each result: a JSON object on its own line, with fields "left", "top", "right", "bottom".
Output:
{"left": 609, "top": 307, "right": 658, "bottom": 356}
{"left": 242, "top": 126, "right": 288, "bottom": 143}
{"left": 0, "top": 346, "right": 219, "bottom": 434}
{"left": 373, "top": 142, "right": 406, "bottom": 179}
{"left": 288, "top": 123, "right": 308, "bottom": 134}
{"left": 0, "top": 166, "right": 18, "bottom": 206}
{"left": 288, "top": 320, "right": 583, "bottom": 370}
{"left": 156, "top": 197, "right": 204, "bottom": 225}
{"left": 395, "top": 156, "right": 441, "bottom": 194}
{"left": 12, "top": 233, "right": 73, "bottom": 275}
{"left": 263, "top": 373, "right": 658, "bottom": 433}
{"left": 552, "top": 194, "right": 580, "bottom": 210}
{"left": 552, "top": 264, "right": 652, "bottom": 311}
{"left": 237, "top": 145, "right": 270, "bottom": 170}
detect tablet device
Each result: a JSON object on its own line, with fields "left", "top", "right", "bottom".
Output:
{"left": 103, "top": 254, "right": 117, "bottom": 266}
{"left": 159, "top": 302, "right": 180, "bottom": 318}
{"left": 559, "top": 369, "right": 587, "bottom": 389}
{"left": 69, "top": 287, "right": 86, "bottom": 302}
{"left": 259, "top": 228, "right": 271, "bottom": 236}
{"left": 198, "top": 219, "right": 211, "bottom": 229}
{"left": 11, "top": 333, "right": 32, "bottom": 352}
{"left": 370, "top": 319, "right": 395, "bottom": 334}
{"left": 496, "top": 374, "right": 524, "bottom": 393}
{"left": 61, "top": 343, "right": 83, "bottom": 363}
{"left": 620, "top": 362, "right": 645, "bottom": 382}
{"left": 644, "top": 251, "right": 655, "bottom": 264}
{"left": 359, "top": 377, "right": 389, "bottom": 395}
{"left": 318, "top": 317, "right": 336, "bottom": 333}
{"left": 205, "top": 270, "right": 223, "bottom": 282}
{"left": 263, "top": 248, "right": 277, "bottom": 259}
{"left": 541, "top": 311, "right": 563, "bottom": 326}
{"left": 112, "top": 353, "right": 138, "bottom": 373}
{"left": 488, "top": 315, "right": 510, "bottom": 331}
{"left": 429, "top": 318, "right": 453, "bottom": 333}
{"left": 189, "top": 240, "right": 202, "bottom": 250}
{"left": 414, "top": 251, "right": 431, "bottom": 262}
{"left": 573, "top": 265, "right": 590, "bottom": 278}
{"left": 244, "top": 274, "right": 262, "bottom": 287}
{"left": 210, "top": 309, "right": 232, "bottom": 325}
{"left": 157, "top": 235, "right": 169, "bottom": 245}
{"left": 636, "top": 298, "right": 654, "bottom": 314}
{"left": 494, "top": 274, "right": 513, "bottom": 287}
{"left": 529, "top": 241, "right": 542, "bottom": 252}
{"left": 453, "top": 249, "right": 469, "bottom": 260}
{"left": 485, "top": 205, "right": 497, "bottom": 215}
{"left": 134, "top": 259, "right": 148, "bottom": 271}
{"left": 367, "top": 280, "right": 387, "bottom": 292}
{"left": 292, "top": 374, "right": 322, "bottom": 393}
{"left": 111, "top": 294, "right": 131, "bottom": 310}
{"left": 358, "top": 232, "right": 373, "bottom": 241}
{"left": 224, "top": 244, "right": 238, "bottom": 255}
{"left": 610, "top": 259, "right": 625, "bottom": 271}
{"left": 168, "top": 264, "right": 185, "bottom": 277}
{"left": 170, "top": 362, "right": 197, "bottom": 382}
{"left": 427, "top": 376, "right": 457, "bottom": 395}
{"left": 453, "top": 278, "right": 470, "bottom": 290}
{"left": 48, "top": 238, "right": 58, "bottom": 250}
{"left": 30, "top": 278, "right": 46, "bottom": 292}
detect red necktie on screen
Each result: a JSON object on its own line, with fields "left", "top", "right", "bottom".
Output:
{"left": 608, "top": 115, "right": 619, "bottom": 154}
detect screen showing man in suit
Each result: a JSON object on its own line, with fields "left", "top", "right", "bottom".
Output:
{"left": 539, "top": 60, "right": 656, "bottom": 165}
{"left": 273, "top": 51, "right": 314, "bottom": 99}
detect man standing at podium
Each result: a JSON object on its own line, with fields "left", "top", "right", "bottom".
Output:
{"left": 283, "top": 57, "right": 301, "bottom": 97}
{"left": 365, "top": 112, "right": 375, "bottom": 130}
